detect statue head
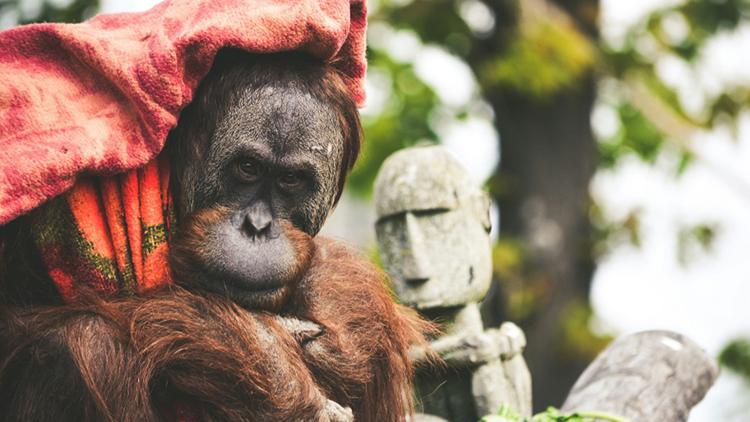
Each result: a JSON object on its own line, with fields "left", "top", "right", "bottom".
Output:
{"left": 374, "top": 146, "right": 493, "bottom": 310}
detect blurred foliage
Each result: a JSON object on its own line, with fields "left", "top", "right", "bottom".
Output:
{"left": 589, "top": 0, "right": 749, "bottom": 274}
{"left": 590, "top": 204, "right": 642, "bottom": 258}
{"left": 492, "top": 238, "right": 538, "bottom": 321}
{"left": 349, "top": 48, "right": 441, "bottom": 196}
{"left": 358, "top": 0, "right": 750, "bottom": 227}
{"left": 602, "top": 0, "right": 750, "bottom": 138}
{"left": 720, "top": 338, "right": 750, "bottom": 381}
{"left": 0, "top": 0, "right": 98, "bottom": 25}
{"left": 375, "top": 0, "right": 476, "bottom": 55}
{"left": 676, "top": 223, "right": 717, "bottom": 266}
{"left": 650, "top": 1, "right": 750, "bottom": 61}
{"left": 558, "top": 299, "right": 611, "bottom": 361}
{"left": 352, "top": 1, "right": 486, "bottom": 197}
{"left": 598, "top": 103, "right": 664, "bottom": 168}
{"left": 356, "top": 0, "right": 598, "bottom": 195}
{"left": 492, "top": 238, "right": 610, "bottom": 360}
{"left": 478, "top": 20, "right": 595, "bottom": 99}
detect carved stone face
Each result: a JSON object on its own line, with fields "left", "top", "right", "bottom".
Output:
{"left": 374, "top": 146, "right": 492, "bottom": 309}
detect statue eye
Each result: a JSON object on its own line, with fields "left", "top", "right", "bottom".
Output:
{"left": 236, "top": 159, "right": 262, "bottom": 182}
{"left": 279, "top": 171, "right": 304, "bottom": 189}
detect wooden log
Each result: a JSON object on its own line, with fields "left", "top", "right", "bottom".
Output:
{"left": 562, "top": 330, "right": 718, "bottom": 422}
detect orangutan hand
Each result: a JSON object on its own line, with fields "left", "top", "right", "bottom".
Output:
{"left": 276, "top": 315, "right": 326, "bottom": 345}
{"left": 320, "top": 399, "right": 354, "bottom": 422}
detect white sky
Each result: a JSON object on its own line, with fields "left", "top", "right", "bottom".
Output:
{"left": 100, "top": 0, "right": 159, "bottom": 13}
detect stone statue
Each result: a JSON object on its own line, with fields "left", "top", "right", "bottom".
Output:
{"left": 374, "top": 146, "right": 532, "bottom": 421}
{"left": 562, "top": 330, "right": 718, "bottom": 422}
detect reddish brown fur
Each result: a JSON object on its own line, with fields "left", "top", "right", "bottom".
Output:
{"left": 0, "top": 237, "right": 431, "bottom": 421}
{"left": 127, "top": 288, "right": 330, "bottom": 421}
{"left": 0, "top": 294, "right": 152, "bottom": 421}
{"left": 286, "top": 237, "right": 432, "bottom": 422}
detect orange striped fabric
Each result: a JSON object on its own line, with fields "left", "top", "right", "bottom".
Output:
{"left": 30, "top": 154, "right": 174, "bottom": 299}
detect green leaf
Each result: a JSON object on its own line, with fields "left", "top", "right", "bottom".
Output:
{"left": 676, "top": 223, "right": 717, "bottom": 266}
{"left": 720, "top": 338, "right": 750, "bottom": 381}
{"left": 598, "top": 102, "right": 664, "bottom": 167}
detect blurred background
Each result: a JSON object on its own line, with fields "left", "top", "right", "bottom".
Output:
{"left": 3, "top": 0, "right": 750, "bottom": 419}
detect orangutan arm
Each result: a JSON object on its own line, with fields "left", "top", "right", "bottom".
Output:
{"left": 0, "top": 291, "right": 354, "bottom": 422}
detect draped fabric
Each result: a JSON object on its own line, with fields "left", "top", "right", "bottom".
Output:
{"left": 0, "top": 0, "right": 367, "bottom": 225}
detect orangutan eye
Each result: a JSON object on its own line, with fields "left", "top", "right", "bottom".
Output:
{"left": 278, "top": 171, "right": 304, "bottom": 189}
{"left": 236, "top": 159, "right": 263, "bottom": 182}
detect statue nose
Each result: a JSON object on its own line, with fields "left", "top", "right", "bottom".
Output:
{"left": 402, "top": 213, "right": 432, "bottom": 283}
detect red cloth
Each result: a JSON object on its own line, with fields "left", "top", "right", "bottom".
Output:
{"left": 0, "top": 0, "right": 367, "bottom": 226}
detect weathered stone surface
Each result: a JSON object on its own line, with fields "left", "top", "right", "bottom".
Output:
{"left": 562, "top": 330, "right": 719, "bottom": 422}
{"left": 409, "top": 314, "right": 533, "bottom": 420}
{"left": 374, "top": 146, "right": 492, "bottom": 309}
{"left": 473, "top": 359, "right": 523, "bottom": 418}
{"left": 411, "top": 319, "right": 527, "bottom": 368}
{"left": 374, "top": 146, "right": 532, "bottom": 421}
{"left": 374, "top": 146, "right": 490, "bottom": 221}
{"left": 475, "top": 323, "right": 533, "bottom": 417}
{"left": 498, "top": 352, "right": 533, "bottom": 417}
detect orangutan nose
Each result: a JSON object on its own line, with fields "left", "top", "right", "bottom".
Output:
{"left": 243, "top": 202, "right": 273, "bottom": 239}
